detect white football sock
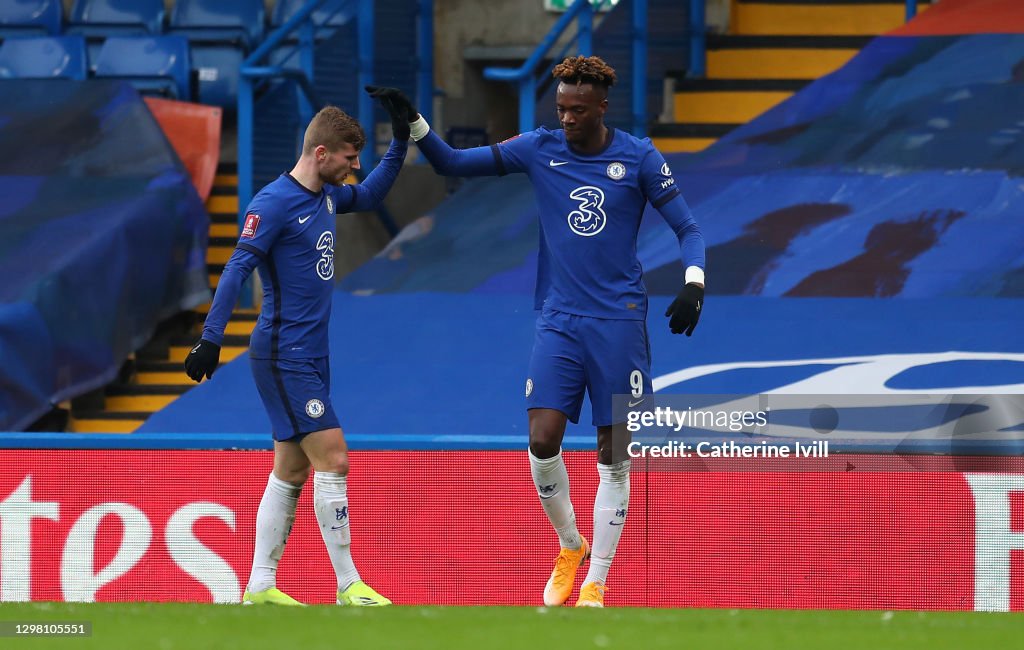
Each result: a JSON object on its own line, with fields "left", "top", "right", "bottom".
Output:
{"left": 313, "top": 471, "right": 362, "bottom": 591}
{"left": 585, "top": 460, "right": 631, "bottom": 585}
{"left": 246, "top": 473, "right": 301, "bottom": 593}
{"left": 529, "top": 448, "right": 582, "bottom": 550}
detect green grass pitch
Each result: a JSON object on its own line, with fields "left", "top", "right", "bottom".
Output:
{"left": 1, "top": 603, "right": 1022, "bottom": 649}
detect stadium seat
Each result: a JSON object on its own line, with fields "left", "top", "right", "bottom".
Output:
{"left": 191, "top": 46, "right": 242, "bottom": 108}
{"left": 0, "top": 36, "right": 88, "bottom": 80}
{"left": 271, "top": 0, "right": 354, "bottom": 31}
{"left": 93, "top": 35, "right": 192, "bottom": 100}
{"left": 67, "top": 0, "right": 164, "bottom": 34}
{"left": 168, "top": 0, "right": 265, "bottom": 108}
{"left": 66, "top": 0, "right": 165, "bottom": 70}
{"left": 0, "top": 0, "right": 62, "bottom": 38}
{"left": 169, "top": 0, "right": 265, "bottom": 52}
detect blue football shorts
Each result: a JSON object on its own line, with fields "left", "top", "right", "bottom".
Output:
{"left": 525, "top": 308, "right": 653, "bottom": 427}
{"left": 250, "top": 356, "right": 340, "bottom": 441}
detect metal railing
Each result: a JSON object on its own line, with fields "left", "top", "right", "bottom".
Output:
{"left": 482, "top": 0, "right": 596, "bottom": 136}
{"left": 237, "top": 0, "right": 435, "bottom": 230}
{"left": 905, "top": 0, "right": 921, "bottom": 21}
{"left": 237, "top": 0, "right": 342, "bottom": 226}
{"left": 482, "top": 0, "right": 650, "bottom": 137}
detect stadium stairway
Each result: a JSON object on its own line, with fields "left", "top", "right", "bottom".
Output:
{"left": 66, "top": 164, "right": 255, "bottom": 433}
{"left": 651, "top": 0, "right": 932, "bottom": 153}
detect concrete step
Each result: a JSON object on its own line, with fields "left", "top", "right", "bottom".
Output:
{"left": 733, "top": 0, "right": 930, "bottom": 36}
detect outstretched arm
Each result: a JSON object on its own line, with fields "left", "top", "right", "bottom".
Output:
{"left": 366, "top": 85, "right": 504, "bottom": 177}
{"left": 416, "top": 130, "right": 504, "bottom": 177}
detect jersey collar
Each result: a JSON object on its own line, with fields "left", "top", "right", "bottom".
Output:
{"left": 284, "top": 172, "right": 322, "bottom": 197}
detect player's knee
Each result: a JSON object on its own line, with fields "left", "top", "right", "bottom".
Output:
{"left": 321, "top": 452, "right": 349, "bottom": 476}
{"left": 597, "top": 426, "right": 630, "bottom": 465}
{"left": 276, "top": 465, "right": 311, "bottom": 486}
{"left": 529, "top": 430, "right": 561, "bottom": 459}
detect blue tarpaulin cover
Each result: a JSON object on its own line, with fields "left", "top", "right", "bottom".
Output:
{"left": 0, "top": 80, "right": 209, "bottom": 430}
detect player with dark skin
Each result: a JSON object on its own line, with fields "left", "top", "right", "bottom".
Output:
{"left": 531, "top": 80, "right": 704, "bottom": 468}
{"left": 368, "top": 57, "right": 705, "bottom": 607}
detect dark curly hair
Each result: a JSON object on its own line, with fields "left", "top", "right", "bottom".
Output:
{"left": 551, "top": 55, "right": 617, "bottom": 89}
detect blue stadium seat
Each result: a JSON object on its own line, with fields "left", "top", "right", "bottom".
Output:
{"left": 168, "top": 0, "right": 264, "bottom": 109}
{"left": 192, "top": 46, "right": 241, "bottom": 108}
{"left": 169, "top": 0, "right": 265, "bottom": 52}
{"left": 271, "top": 0, "right": 354, "bottom": 31}
{"left": 67, "top": 0, "right": 164, "bottom": 35}
{"left": 0, "top": 36, "right": 88, "bottom": 80}
{"left": 93, "top": 35, "right": 192, "bottom": 100}
{"left": 66, "top": 0, "right": 165, "bottom": 70}
{"left": 0, "top": 0, "right": 62, "bottom": 38}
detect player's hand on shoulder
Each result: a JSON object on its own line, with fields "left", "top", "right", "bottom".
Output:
{"left": 665, "top": 283, "right": 704, "bottom": 336}
{"left": 184, "top": 338, "right": 222, "bottom": 382}
{"left": 365, "top": 86, "right": 418, "bottom": 141}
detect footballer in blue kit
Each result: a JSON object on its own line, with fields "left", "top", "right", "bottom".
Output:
{"left": 369, "top": 55, "right": 706, "bottom": 607}
{"left": 184, "top": 104, "right": 412, "bottom": 607}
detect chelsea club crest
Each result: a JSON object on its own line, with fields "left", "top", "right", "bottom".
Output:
{"left": 606, "top": 162, "right": 626, "bottom": 180}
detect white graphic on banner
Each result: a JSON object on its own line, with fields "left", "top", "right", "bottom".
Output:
{"left": 166, "top": 503, "right": 240, "bottom": 603}
{"left": 0, "top": 477, "right": 58, "bottom": 601}
{"left": 965, "top": 474, "right": 1024, "bottom": 612}
{"left": 0, "top": 475, "right": 243, "bottom": 604}
{"left": 62, "top": 502, "right": 152, "bottom": 602}
{"left": 655, "top": 351, "right": 1024, "bottom": 394}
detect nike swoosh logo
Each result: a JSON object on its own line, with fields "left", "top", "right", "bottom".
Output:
{"left": 549, "top": 160, "right": 568, "bottom": 167}
{"left": 609, "top": 522, "right": 624, "bottom": 526}
{"left": 628, "top": 398, "right": 645, "bottom": 407}
{"left": 539, "top": 493, "right": 556, "bottom": 500}
{"left": 330, "top": 525, "right": 345, "bottom": 530}
{"left": 299, "top": 215, "right": 312, "bottom": 224}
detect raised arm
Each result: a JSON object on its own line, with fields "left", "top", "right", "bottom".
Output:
{"left": 339, "top": 138, "right": 409, "bottom": 212}
{"left": 416, "top": 130, "right": 504, "bottom": 177}
{"left": 365, "top": 85, "right": 506, "bottom": 177}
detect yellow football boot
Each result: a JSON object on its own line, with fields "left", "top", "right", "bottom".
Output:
{"left": 543, "top": 538, "right": 590, "bottom": 606}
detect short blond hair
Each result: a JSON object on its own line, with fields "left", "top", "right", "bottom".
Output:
{"left": 302, "top": 106, "right": 366, "bottom": 154}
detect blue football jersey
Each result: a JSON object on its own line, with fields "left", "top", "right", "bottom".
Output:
{"left": 201, "top": 140, "right": 406, "bottom": 361}
{"left": 234, "top": 174, "right": 347, "bottom": 359}
{"left": 494, "top": 127, "right": 686, "bottom": 319}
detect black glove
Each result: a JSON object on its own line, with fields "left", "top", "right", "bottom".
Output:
{"left": 184, "top": 338, "right": 221, "bottom": 382}
{"left": 365, "top": 85, "right": 418, "bottom": 140}
{"left": 665, "top": 284, "right": 704, "bottom": 336}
